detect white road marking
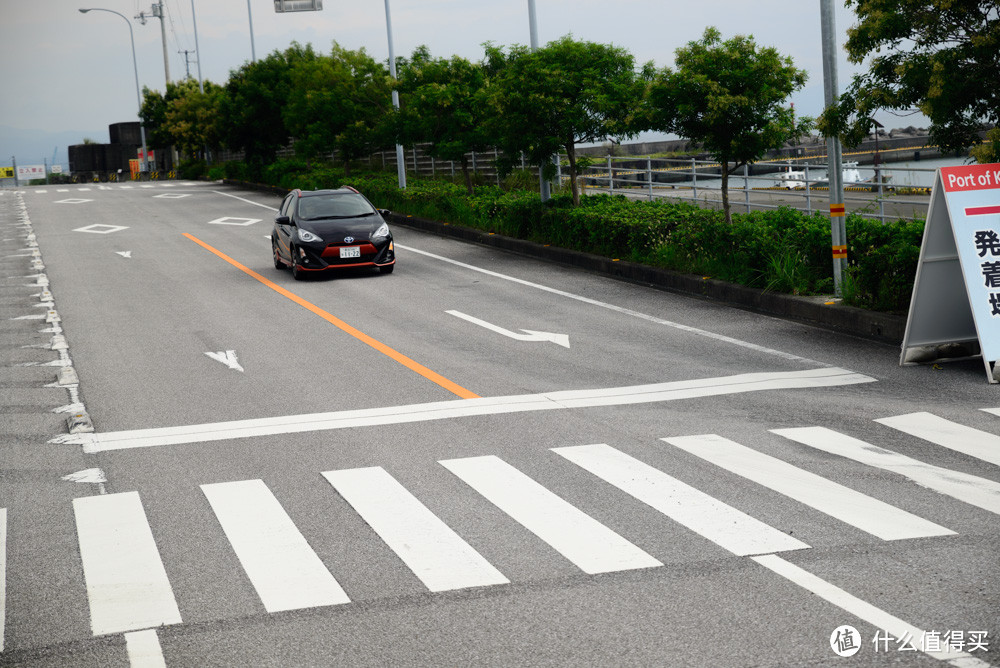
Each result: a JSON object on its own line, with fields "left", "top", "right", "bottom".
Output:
{"left": 116, "top": 251, "right": 132, "bottom": 259}
{"left": 125, "top": 629, "right": 167, "bottom": 668}
{"left": 73, "top": 492, "right": 181, "bottom": 636}
{"left": 773, "top": 427, "right": 1000, "bottom": 515}
{"left": 663, "top": 434, "right": 955, "bottom": 540}
{"left": 0, "top": 508, "right": 6, "bottom": 652}
{"left": 752, "top": 554, "right": 992, "bottom": 667}
{"left": 398, "top": 244, "right": 824, "bottom": 365}
{"left": 554, "top": 444, "right": 810, "bottom": 556}
{"left": 201, "top": 190, "right": 829, "bottom": 367}
{"left": 446, "top": 309, "right": 570, "bottom": 348}
{"left": 207, "top": 216, "right": 259, "bottom": 226}
{"left": 73, "top": 224, "right": 128, "bottom": 234}
{"left": 205, "top": 350, "right": 244, "bottom": 372}
{"left": 441, "top": 455, "right": 661, "bottom": 574}
{"left": 201, "top": 480, "right": 350, "bottom": 612}
{"left": 52, "top": 368, "right": 875, "bottom": 452}
{"left": 878, "top": 412, "right": 1000, "bottom": 468}
{"left": 323, "top": 467, "right": 508, "bottom": 592}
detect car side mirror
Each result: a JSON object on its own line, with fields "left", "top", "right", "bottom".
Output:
{"left": 378, "top": 209, "right": 391, "bottom": 217}
{"left": 275, "top": 215, "right": 292, "bottom": 225}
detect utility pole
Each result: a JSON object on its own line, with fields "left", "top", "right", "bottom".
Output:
{"left": 179, "top": 49, "right": 195, "bottom": 79}
{"left": 820, "top": 0, "right": 847, "bottom": 295}
{"left": 137, "top": 1, "right": 170, "bottom": 88}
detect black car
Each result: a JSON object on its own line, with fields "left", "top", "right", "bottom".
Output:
{"left": 271, "top": 187, "right": 395, "bottom": 279}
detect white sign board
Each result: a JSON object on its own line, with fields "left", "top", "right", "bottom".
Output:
{"left": 901, "top": 163, "right": 1000, "bottom": 382}
{"left": 17, "top": 165, "right": 46, "bottom": 181}
{"left": 274, "top": 0, "right": 322, "bottom": 11}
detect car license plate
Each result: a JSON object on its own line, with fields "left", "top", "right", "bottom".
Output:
{"left": 340, "top": 246, "right": 361, "bottom": 259}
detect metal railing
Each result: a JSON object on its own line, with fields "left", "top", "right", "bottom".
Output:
{"left": 567, "top": 155, "right": 938, "bottom": 224}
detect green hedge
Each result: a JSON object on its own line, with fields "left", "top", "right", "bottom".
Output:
{"left": 230, "top": 160, "right": 923, "bottom": 313}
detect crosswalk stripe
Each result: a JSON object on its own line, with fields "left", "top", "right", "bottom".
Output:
{"left": 73, "top": 492, "right": 182, "bottom": 636}
{"left": 877, "top": 412, "right": 1000, "bottom": 468}
{"left": 1, "top": 508, "right": 6, "bottom": 652}
{"left": 663, "top": 434, "right": 955, "bottom": 540}
{"left": 440, "top": 455, "right": 662, "bottom": 575}
{"left": 322, "top": 467, "right": 509, "bottom": 592}
{"left": 125, "top": 629, "right": 166, "bottom": 668}
{"left": 201, "top": 480, "right": 350, "bottom": 613}
{"left": 772, "top": 427, "right": 1000, "bottom": 516}
{"left": 553, "top": 444, "right": 809, "bottom": 556}
{"left": 752, "top": 555, "right": 991, "bottom": 667}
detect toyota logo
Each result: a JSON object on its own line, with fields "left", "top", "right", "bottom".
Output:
{"left": 344, "top": 236, "right": 355, "bottom": 243}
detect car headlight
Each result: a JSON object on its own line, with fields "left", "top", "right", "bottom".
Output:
{"left": 371, "top": 222, "right": 390, "bottom": 241}
{"left": 297, "top": 228, "right": 322, "bottom": 243}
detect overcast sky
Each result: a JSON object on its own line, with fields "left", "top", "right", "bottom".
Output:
{"left": 1, "top": 0, "right": 924, "bottom": 165}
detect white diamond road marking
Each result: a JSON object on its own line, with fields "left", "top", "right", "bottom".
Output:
{"left": 74, "top": 224, "right": 129, "bottom": 234}
{"left": 73, "top": 492, "right": 181, "bottom": 636}
{"left": 441, "top": 455, "right": 662, "bottom": 574}
{"left": 323, "top": 466, "right": 509, "bottom": 592}
{"left": 153, "top": 193, "right": 190, "bottom": 199}
{"left": 201, "top": 480, "right": 350, "bottom": 612}
{"left": 208, "top": 216, "right": 260, "bottom": 226}
{"left": 56, "top": 198, "right": 92, "bottom": 205}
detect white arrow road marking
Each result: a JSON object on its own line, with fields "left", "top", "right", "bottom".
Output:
{"left": 116, "top": 251, "right": 132, "bottom": 258}
{"left": 446, "top": 310, "right": 570, "bottom": 348}
{"left": 205, "top": 350, "right": 244, "bottom": 372}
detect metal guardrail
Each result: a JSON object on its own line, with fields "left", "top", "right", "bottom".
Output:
{"left": 569, "top": 156, "right": 937, "bottom": 224}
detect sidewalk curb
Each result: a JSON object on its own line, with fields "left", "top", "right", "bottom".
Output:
{"left": 386, "top": 212, "right": 907, "bottom": 346}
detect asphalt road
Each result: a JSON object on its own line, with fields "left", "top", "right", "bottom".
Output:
{"left": 1, "top": 181, "right": 997, "bottom": 667}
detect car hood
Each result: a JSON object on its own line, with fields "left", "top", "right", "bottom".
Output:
{"left": 300, "top": 216, "right": 385, "bottom": 242}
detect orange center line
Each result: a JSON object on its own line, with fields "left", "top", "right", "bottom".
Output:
{"left": 183, "top": 233, "right": 480, "bottom": 400}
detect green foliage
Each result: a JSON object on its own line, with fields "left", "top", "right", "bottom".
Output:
{"left": 484, "top": 36, "right": 650, "bottom": 205}
{"left": 219, "top": 43, "right": 320, "bottom": 164}
{"left": 821, "top": 0, "right": 999, "bottom": 154}
{"left": 177, "top": 158, "right": 207, "bottom": 180}
{"left": 647, "top": 27, "right": 807, "bottom": 224}
{"left": 283, "top": 44, "right": 392, "bottom": 174}
{"left": 395, "top": 48, "right": 492, "bottom": 194}
{"left": 844, "top": 214, "right": 924, "bottom": 312}
{"left": 971, "top": 128, "right": 1000, "bottom": 165}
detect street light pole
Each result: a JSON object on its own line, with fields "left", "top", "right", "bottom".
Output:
{"left": 384, "top": 0, "right": 406, "bottom": 189}
{"left": 78, "top": 7, "right": 150, "bottom": 173}
{"left": 527, "top": 0, "right": 551, "bottom": 202}
{"left": 247, "top": 0, "right": 257, "bottom": 63}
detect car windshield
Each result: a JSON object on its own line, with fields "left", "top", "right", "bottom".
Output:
{"left": 298, "top": 193, "right": 375, "bottom": 220}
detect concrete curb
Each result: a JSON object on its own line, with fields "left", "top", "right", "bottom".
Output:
{"left": 386, "top": 212, "right": 908, "bottom": 346}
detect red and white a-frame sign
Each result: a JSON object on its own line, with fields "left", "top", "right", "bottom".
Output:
{"left": 901, "top": 163, "right": 1000, "bottom": 382}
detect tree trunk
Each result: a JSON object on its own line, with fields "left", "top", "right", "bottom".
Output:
{"left": 720, "top": 156, "right": 732, "bottom": 224}
{"left": 460, "top": 155, "right": 473, "bottom": 195}
{"left": 566, "top": 142, "right": 580, "bottom": 206}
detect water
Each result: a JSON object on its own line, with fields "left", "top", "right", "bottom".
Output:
{"left": 654, "top": 155, "right": 971, "bottom": 190}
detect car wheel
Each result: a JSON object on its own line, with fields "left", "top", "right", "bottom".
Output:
{"left": 272, "top": 239, "right": 285, "bottom": 270}
{"left": 379, "top": 264, "right": 395, "bottom": 275}
{"left": 291, "top": 249, "right": 305, "bottom": 281}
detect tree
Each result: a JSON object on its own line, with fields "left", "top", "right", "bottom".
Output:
{"left": 818, "top": 0, "right": 1000, "bottom": 158}
{"left": 647, "top": 28, "right": 807, "bottom": 224}
{"left": 162, "top": 80, "right": 224, "bottom": 159}
{"left": 282, "top": 44, "right": 392, "bottom": 175}
{"left": 218, "top": 43, "right": 319, "bottom": 167}
{"left": 484, "top": 36, "right": 648, "bottom": 205}
{"left": 395, "top": 48, "right": 492, "bottom": 194}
